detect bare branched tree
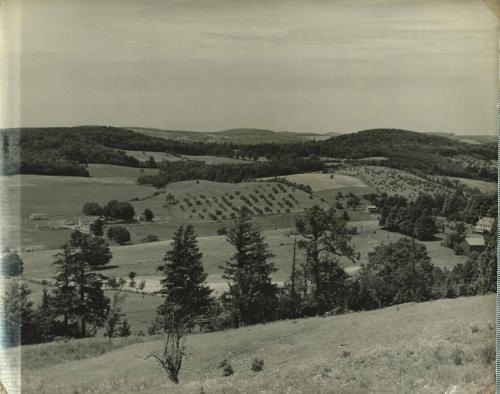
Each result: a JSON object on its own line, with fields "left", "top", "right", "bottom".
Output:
{"left": 146, "top": 305, "right": 196, "bottom": 384}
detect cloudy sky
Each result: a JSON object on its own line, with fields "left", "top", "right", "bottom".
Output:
{"left": 3, "top": 0, "right": 499, "bottom": 134}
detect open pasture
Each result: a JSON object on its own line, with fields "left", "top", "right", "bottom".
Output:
{"left": 21, "top": 295, "right": 495, "bottom": 394}
{"left": 87, "top": 164, "right": 159, "bottom": 181}
{"left": 20, "top": 223, "right": 466, "bottom": 286}
{"left": 124, "top": 150, "right": 248, "bottom": 165}
{"left": 445, "top": 177, "right": 497, "bottom": 193}
{"left": 1, "top": 172, "right": 157, "bottom": 250}
{"left": 338, "top": 165, "right": 451, "bottom": 199}
{"left": 21, "top": 229, "right": 300, "bottom": 283}
{"left": 264, "top": 172, "right": 368, "bottom": 191}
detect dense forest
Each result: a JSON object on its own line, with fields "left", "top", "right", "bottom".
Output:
{"left": 2, "top": 127, "right": 497, "bottom": 180}
{"left": 237, "top": 129, "right": 497, "bottom": 180}
{"left": 1, "top": 126, "right": 237, "bottom": 176}
{"left": 137, "top": 158, "right": 324, "bottom": 187}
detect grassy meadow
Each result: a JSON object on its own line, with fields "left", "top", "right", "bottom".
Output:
{"left": 124, "top": 150, "right": 249, "bottom": 165}
{"left": 20, "top": 295, "right": 496, "bottom": 394}
{"left": 264, "top": 172, "right": 368, "bottom": 191}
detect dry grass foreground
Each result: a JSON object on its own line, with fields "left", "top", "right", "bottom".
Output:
{"left": 22, "top": 295, "right": 495, "bottom": 394}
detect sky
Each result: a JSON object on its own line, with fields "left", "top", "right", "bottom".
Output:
{"left": 2, "top": 0, "right": 499, "bottom": 134}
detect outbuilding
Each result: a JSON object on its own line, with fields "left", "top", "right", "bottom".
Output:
{"left": 461, "top": 237, "right": 486, "bottom": 256}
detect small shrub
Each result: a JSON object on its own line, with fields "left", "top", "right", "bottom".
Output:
{"left": 251, "top": 358, "right": 264, "bottom": 372}
{"left": 218, "top": 359, "right": 234, "bottom": 376}
{"left": 479, "top": 344, "right": 495, "bottom": 365}
{"left": 452, "top": 347, "right": 465, "bottom": 366}
{"left": 142, "top": 234, "right": 159, "bottom": 243}
{"left": 470, "top": 325, "right": 479, "bottom": 333}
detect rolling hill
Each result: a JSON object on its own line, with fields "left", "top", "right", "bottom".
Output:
{"left": 20, "top": 295, "right": 495, "bottom": 394}
{"left": 129, "top": 127, "right": 336, "bottom": 144}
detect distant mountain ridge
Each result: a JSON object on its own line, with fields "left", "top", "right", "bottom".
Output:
{"left": 127, "top": 126, "right": 336, "bottom": 144}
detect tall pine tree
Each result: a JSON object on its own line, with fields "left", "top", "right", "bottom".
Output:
{"left": 156, "top": 224, "right": 212, "bottom": 328}
{"left": 222, "top": 213, "right": 277, "bottom": 327}
{"left": 52, "top": 232, "right": 111, "bottom": 337}
{"left": 295, "top": 206, "right": 356, "bottom": 315}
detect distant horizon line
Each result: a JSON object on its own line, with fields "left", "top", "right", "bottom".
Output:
{"left": 2, "top": 124, "right": 497, "bottom": 137}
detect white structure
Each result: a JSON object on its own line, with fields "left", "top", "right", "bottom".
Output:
{"left": 474, "top": 217, "right": 494, "bottom": 234}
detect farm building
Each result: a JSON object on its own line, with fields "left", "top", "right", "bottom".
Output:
{"left": 460, "top": 237, "right": 486, "bottom": 256}
{"left": 474, "top": 217, "right": 495, "bottom": 234}
{"left": 366, "top": 205, "right": 379, "bottom": 213}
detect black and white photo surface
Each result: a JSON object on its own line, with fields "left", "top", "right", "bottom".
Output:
{"left": 0, "top": 1, "right": 498, "bottom": 393}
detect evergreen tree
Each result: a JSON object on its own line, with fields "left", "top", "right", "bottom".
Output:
{"left": 90, "top": 219, "right": 105, "bottom": 236}
{"left": 52, "top": 245, "right": 79, "bottom": 333}
{"left": 118, "top": 319, "right": 131, "bottom": 337}
{"left": 222, "top": 213, "right": 277, "bottom": 326}
{"left": 2, "top": 280, "right": 38, "bottom": 345}
{"left": 414, "top": 209, "right": 438, "bottom": 240}
{"left": 474, "top": 221, "right": 497, "bottom": 294}
{"left": 144, "top": 208, "right": 154, "bottom": 222}
{"left": 294, "top": 206, "right": 356, "bottom": 315}
{"left": 53, "top": 233, "right": 111, "bottom": 337}
{"left": 360, "top": 238, "right": 435, "bottom": 307}
{"left": 156, "top": 224, "right": 212, "bottom": 327}
{"left": 36, "top": 286, "right": 54, "bottom": 342}
{"left": 384, "top": 206, "right": 399, "bottom": 231}
{"left": 70, "top": 230, "right": 112, "bottom": 269}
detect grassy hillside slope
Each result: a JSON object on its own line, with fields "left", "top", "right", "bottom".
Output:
{"left": 22, "top": 295, "right": 495, "bottom": 394}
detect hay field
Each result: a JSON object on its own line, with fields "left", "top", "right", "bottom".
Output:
{"left": 124, "top": 150, "right": 249, "bottom": 165}
{"left": 264, "top": 173, "right": 368, "bottom": 191}
{"left": 21, "top": 229, "right": 300, "bottom": 283}
{"left": 21, "top": 295, "right": 496, "bottom": 394}
{"left": 20, "top": 223, "right": 465, "bottom": 285}
{"left": 445, "top": 177, "right": 497, "bottom": 193}
{"left": 338, "top": 165, "right": 451, "bottom": 199}
{"left": 1, "top": 171, "right": 157, "bottom": 250}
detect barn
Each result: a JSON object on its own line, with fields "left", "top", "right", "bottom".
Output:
{"left": 461, "top": 237, "right": 486, "bottom": 256}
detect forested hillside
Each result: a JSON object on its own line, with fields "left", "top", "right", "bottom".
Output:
{"left": 238, "top": 129, "right": 498, "bottom": 180}
{"left": 2, "top": 127, "right": 496, "bottom": 180}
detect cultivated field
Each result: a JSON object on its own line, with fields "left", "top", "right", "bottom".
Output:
{"left": 337, "top": 165, "right": 451, "bottom": 199}
{"left": 124, "top": 150, "right": 249, "bottom": 165}
{"left": 20, "top": 295, "right": 496, "bottom": 394}
{"left": 263, "top": 173, "right": 368, "bottom": 191}
{"left": 445, "top": 177, "right": 497, "bottom": 193}
{"left": 130, "top": 180, "right": 330, "bottom": 224}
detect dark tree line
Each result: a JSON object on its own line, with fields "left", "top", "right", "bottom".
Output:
{"left": 2, "top": 231, "right": 131, "bottom": 346}
{"left": 137, "top": 158, "right": 324, "bottom": 187}
{"left": 3, "top": 127, "right": 496, "bottom": 181}
{"left": 364, "top": 189, "right": 497, "bottom": 241}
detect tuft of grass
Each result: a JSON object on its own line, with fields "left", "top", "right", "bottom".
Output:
{"left": 251, "top": 358, "right": 264, "bottom": 372}
{"left": 479, "top": 344, "right": 495, "bottom": 365}
{"left": 452, "top": 347, "right": 465, "bottom": 366}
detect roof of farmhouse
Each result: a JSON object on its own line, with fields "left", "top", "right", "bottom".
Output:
{"left": 464, "top": 237, "right": 485, "bottom": 246}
